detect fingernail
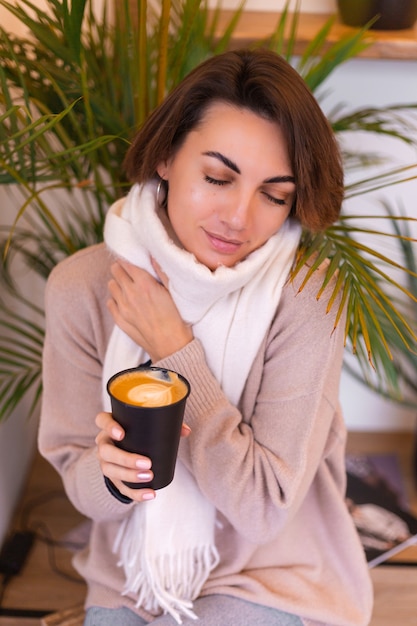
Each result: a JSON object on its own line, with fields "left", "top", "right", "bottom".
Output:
{"left": 142, "top": 492, "right": 155, "bottom": 501}
{"left": 136, "top": 459, "right": 151, "bottom": 470}
{"left": 112, "top": 427, "right": 123, "bottom": 441}
{"left": 137, "top": 472, "right": 152, "bottom": 480}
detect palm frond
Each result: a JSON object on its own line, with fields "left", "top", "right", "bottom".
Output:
{"left": 292, "top": 210, "right": 417, "bottom": 400}
{"left": 296, "top": 17, "right": 372, "bottom": 91}
{"left": 0, "top": 298, "right": 44, "bottom": 420}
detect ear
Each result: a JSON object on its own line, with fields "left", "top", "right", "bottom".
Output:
{"left": 156, "top": 161, "right": 168, "bottom": 180}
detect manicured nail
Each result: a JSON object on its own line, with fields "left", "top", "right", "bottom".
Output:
{"left": 142, "top": 492, "right": 155, "bottom": 501}
{"left": 137, "top": 472, "right": 152, "bottom": 480}
{"left": 136, "top": 459, "right": 151, "bottom": 470}
{"left": 112, "top": 427, "right": 123, "bottom": 441}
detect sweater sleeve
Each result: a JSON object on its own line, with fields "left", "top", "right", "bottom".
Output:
{"left": 38, "top": 245, "right": 135, "bottom": 522}
{"left": 157, "top": 264, "right": 347, "bottom": 544}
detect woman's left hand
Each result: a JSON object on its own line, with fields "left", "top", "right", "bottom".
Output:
{"left": 107, "top": 258, "right": 193, "bottom": 361}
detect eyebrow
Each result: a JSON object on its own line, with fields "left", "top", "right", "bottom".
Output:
{"left": 203, "top": 151, "right": 240, "bottom": 174}
{"left": 203, "top": 150, "right": 296, "bottom": 185}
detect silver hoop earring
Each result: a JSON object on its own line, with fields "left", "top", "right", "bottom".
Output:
{"left": 156, "top": 178, "right": 167, "bottom": 208}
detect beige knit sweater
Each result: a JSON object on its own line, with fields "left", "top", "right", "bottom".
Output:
{"left": 38, "top": 243, "right": 373, "bottom": 626}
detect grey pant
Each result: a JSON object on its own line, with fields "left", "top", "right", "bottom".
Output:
{"left": 84, "top": 595, "right": 303, "bottom": 625}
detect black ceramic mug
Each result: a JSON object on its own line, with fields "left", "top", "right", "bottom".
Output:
{"left": 107, "top": 366, "right": 191, "bottom": 490}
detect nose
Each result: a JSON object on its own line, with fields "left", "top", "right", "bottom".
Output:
{"left": 220, "top": 192, "right": 253, "bottom": 231}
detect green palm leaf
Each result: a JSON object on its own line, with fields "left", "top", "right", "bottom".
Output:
{"left": 0, "top": 300, "right": 44, "bottom": 420}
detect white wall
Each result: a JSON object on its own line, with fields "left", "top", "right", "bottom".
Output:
{"left": 0, "top": 184, "right": 44, "bottom": 546}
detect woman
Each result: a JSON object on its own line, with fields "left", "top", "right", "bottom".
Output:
{"left": 38, "top": 48, "right": 373, "bottom": 626}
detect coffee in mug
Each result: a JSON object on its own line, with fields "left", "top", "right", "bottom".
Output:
{"left": 107, "top": 366, "right": 190, "bottom": 490}
{"left": 108, "top": 368, "right": 188, "bottom": 407}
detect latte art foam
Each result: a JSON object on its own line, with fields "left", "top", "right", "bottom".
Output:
{"left": 127, "top": 382, "right": 174, "bottom": 407}
{"left": 109, "top": 368, "right": 188, "bottom": 407}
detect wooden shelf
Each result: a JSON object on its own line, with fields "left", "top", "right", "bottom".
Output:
{"left": 214, "top": 11, "right": 417, "bottom": 60}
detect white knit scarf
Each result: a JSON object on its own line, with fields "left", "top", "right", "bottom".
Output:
{"left": 102, "top": 181, "right": 301, "bottom": 622}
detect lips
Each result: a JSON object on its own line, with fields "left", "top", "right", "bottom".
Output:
{"left": 204, "top": 230, "right": 245, "bottom": 254}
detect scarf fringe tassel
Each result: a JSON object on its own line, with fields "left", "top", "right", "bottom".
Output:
{"left": 113, "top": 515, "right": 220, "bottom": 624}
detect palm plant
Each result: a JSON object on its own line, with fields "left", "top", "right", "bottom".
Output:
{"left": 0, "top": 0, "right": 244, "bottom": 418}
{"left": 0, "top": 0, "right": 416, "bottom": 421}
{"left": 342, "top": 202, "right": 417, "bottom": 406}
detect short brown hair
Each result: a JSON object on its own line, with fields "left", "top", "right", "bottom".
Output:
{"left": 124, "top": 48, "right": 343, "bottom": 232}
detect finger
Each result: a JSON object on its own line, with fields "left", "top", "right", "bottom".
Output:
{"left": 114, "top": 259, "right": 148, "bottom": 286}
{"left": 96, "top": 438, "right": 154, "bottom": 493}
{"left": 111, "top": 260, "right": 133, "bottom": 282}
{"left": 96, "top": 438, "right": 154, "bottom": 487}
{"left": 181, "top": 423, "right": 191, "bottom": 438}
{"left": 108, "top": 276, "right": 123, "bottom": 301}
{"left": 108, "top": 265, "right": 134, "bottom": 309}
{"left": 111, "top": 479, "right": 156, "bottom": 503}
{"left": 95, "top": 411, "right": 124, "bottom": 442}
{"left": 151, "top": 257, "right": 169, "bottom": 288}
{"left": 96, "top": 437, "right": 151, "bottom": 471}
{"left": 101, "top": 459, "right": 154, "bottom": 486}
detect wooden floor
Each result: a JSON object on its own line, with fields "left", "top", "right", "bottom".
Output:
{"left": 0, "top": 431, "right": 416, "bottom": 626}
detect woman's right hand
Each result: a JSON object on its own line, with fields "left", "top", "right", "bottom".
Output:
{"left": 95, "top": 411, "right": 156, "bottom": 502}
{"left": 95, "top": 411, "right": 191, "bottom": 503}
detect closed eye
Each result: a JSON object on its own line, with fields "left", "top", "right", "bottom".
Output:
{"left": 262, "top": 191, "right": 287, "bottom": 206}
{"left": 205, "top": 175, "right": 229, "bottom": 186}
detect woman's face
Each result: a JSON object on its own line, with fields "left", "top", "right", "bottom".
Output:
{"left": 158, "top": 102, "right": 296, "bottom": 270}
